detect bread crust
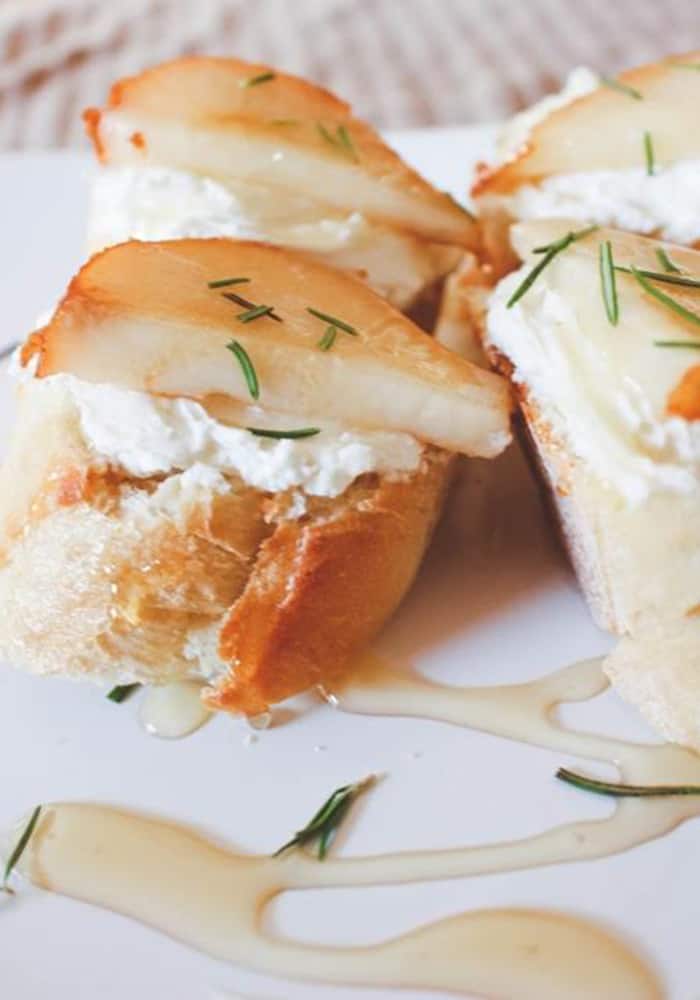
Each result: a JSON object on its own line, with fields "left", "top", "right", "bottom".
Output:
{"left": 0, "top": 380, "right": 452, "bottom": 712}
{"left": 207, "top": 449, "right": 453, "bottom": 714}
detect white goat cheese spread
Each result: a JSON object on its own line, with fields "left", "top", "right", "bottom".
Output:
{"left": 16, "top": 362, "right": 422, "bottom": 501}
{"left": 88, "top": 165, "right": 457, "bottom": 308}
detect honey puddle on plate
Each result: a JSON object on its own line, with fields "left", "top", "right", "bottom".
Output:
{"left": 138, "top": 680, "right": 212, "bottom": 739}
{"left": 20, "top": 656, "right": 700, "bottom": 998}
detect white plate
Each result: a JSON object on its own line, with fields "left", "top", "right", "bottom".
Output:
{"left": 0, "top": 129, "right": 695, "bottom": 1000}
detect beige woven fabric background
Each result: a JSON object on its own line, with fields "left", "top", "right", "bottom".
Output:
{"left": 0, "top": 0, "right": 698, "bottom": 149}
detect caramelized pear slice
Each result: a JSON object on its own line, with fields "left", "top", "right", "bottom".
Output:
{"left": 25, "top": 239, "right": 512, "bottom": 458}
{"left": 84, "top": 57, "right": 475, "bottom": 248}
{"left": 476, "top": 52, "right": 700, "bottom": 195}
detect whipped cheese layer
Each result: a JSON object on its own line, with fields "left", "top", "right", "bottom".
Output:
{"left": 509, "top": 161, "right": 700, "bottom": 246}
{"left": 88, "top": 165, "right": 457, "bottom": 308}
{"left": 487, "top": 267, "right": 700, "bottom": 506}
{"left": 24, "top": 368, "right": 422, "bottom": 500}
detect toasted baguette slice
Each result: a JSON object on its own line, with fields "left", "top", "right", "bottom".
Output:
{"left": 0, "top": 378, "right": 452, "bottom": 714}
{"left": 24, "top": 239, "right": 512, "bottom": 458}
{"left": 483, "top": 220, "right": 700, "bottom": 635}
{"left": 0, "top": 240, "right": 508, "bottom": 714}
{"left": 84, "top": 56, "right": 475, "bottom": 249}
{"left": 605, "top": 618, "right": 700, "bottom": 751}
{"left": 475, "top": 52, "right": 700, "bottom": 195}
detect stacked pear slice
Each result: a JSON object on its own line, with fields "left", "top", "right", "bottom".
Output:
{"left": 85, "top": 57, "right": 476, "bottom": 249}
{"left": 25, "top": 239, "right": 512, "bottom": 457}
{"left": 476, "top": 52, "right": 700, "bottom": 195}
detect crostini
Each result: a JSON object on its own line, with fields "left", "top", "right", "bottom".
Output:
{"left": 483, "top": 220, "right": 700, "bottom": 636}
{"left": 1, "top": 239, "right": 511, "bottom": 715}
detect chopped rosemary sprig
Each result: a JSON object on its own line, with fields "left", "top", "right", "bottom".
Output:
{"left": 654, "top": 340, "right": 700, "bottom": 350}
{"left": 318, "top": 325, "right": 338, "bottom": 351}
{"left": 107, "top": 683, "right": 141, "bottom": 703}
{"left": 236, "top": 304, "right": 276, "bottom": 324}
{"left": 221, "top": 291, "right": 283, "bottom": 323}
{"left": 336, "top": 124, "right": 357, "bottom": 160}
{"left": 599, "top": 75, "right": 642, "bottom": 100}
{"left": 227, "top": 340, "right": 259, "bottom": 399}
{"left": 656, "top": 247, "right": 683, "bottom": 274}
{"left": 248, "top": 427, "right": 321, "bottom": 440}
{"left": 268, "top": 118, "right": 299, "bottom": 126}
{"left": 631, "top": 266, "right": 700, "bottom": 329}
{"left": 599, "top": 240, "right": 619, "bottom": 325}
{"left": 557, "top": 767, "right": 700, "bottom": 798}
{"left": 240, "top": 71, "right": 276, "bottom": 88}
{"left": 3, "top": 806, "right": 41, "bottom": 893}
{"left": 273, "top": 776, "right": 375, "bottom": 859}
{"left": 508, "top": 226, "right": 597, "bottom": 308}
{"left": 317, "top": 122, "right": 359, "bottom": 161}
{"left": 306, "top": 307, "right": 358, "bottom": 335}
{"left": 208, "top": 277, "right": 251, "bottom": 289}
{"left": 531, "top": 225, "right": 598, "bottom": 254}
{"left": 643, "top": 130, "right": 655, "bottom": 176}
{"left": 615, "top": 266, "right": 700, "bottom": 289}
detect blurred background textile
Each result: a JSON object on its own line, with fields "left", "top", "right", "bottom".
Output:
{"left": 0, "top": 0, "right": 697, "bottom": 149}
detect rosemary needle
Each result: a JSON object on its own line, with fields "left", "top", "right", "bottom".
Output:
{"left": 643, "top": 130, "right": 655, "bottom": 176}
{"left": 336, "top": 124, "right": 358, "bottom": 161}
{"left": 273, "top": 776, "right": 375, "bottom": 859}
{"left": 557, "top": 767, "right": 700, "bottom": 798}
{"left": 3, "top": 806, "right": 42, "bottom": 893}
{"left": 306, "top": 307, "right": 358, "bottom": 335}
{"left": 631, "top": 266, "right": 700, "bottom": 330}
{"left": 317, "top": 122, "right": 359, "bottom": 161}
{"left": 655, "top": 247, "right": 683, "bottom": 274}
{"left": 207, "top": 277, "right": 251, "bottom": 289}
{"left": 532, "top": 224, "right": 598, "bottom": 254}
{"left": 221, "top": 292, "right": 283, "bottom": 323}
{"left": 107, "top": 683, "right": 141, "bottom": 703}
{"left": 227, "top": 340, "right": 260, "bottom": 399}
{"left": 599, "top": 240, "right": 619, "bottom": 325}
{"left": 236, "top": 304, "right": 276, "bottom": 324}
{"left": 240, "top": 71, "right": 276, "bottom": 88}
{"left": 654, "top": 340, "right": 700, "bottom": 350}
{"left": 248, "top": 427, "right": 320, "bottom": 440}
{"left": 508, "top": 225, "right": 598, "bottom": 308}
{"left": 318, "top": 325, "right": 338, "bottom": 351}
{"left": 614, "top": 266, "right": 700, "bottom": 289}
{"left": 599, "top": 75, "right": 643, "bottom": 100}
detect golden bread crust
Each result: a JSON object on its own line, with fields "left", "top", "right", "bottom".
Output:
{"left": 207, "top": 449, "right": 453, "bottom": 714}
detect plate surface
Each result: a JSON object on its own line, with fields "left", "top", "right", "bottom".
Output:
{"left": 0, "top": 129, "right": 695, "bottom": 1000}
